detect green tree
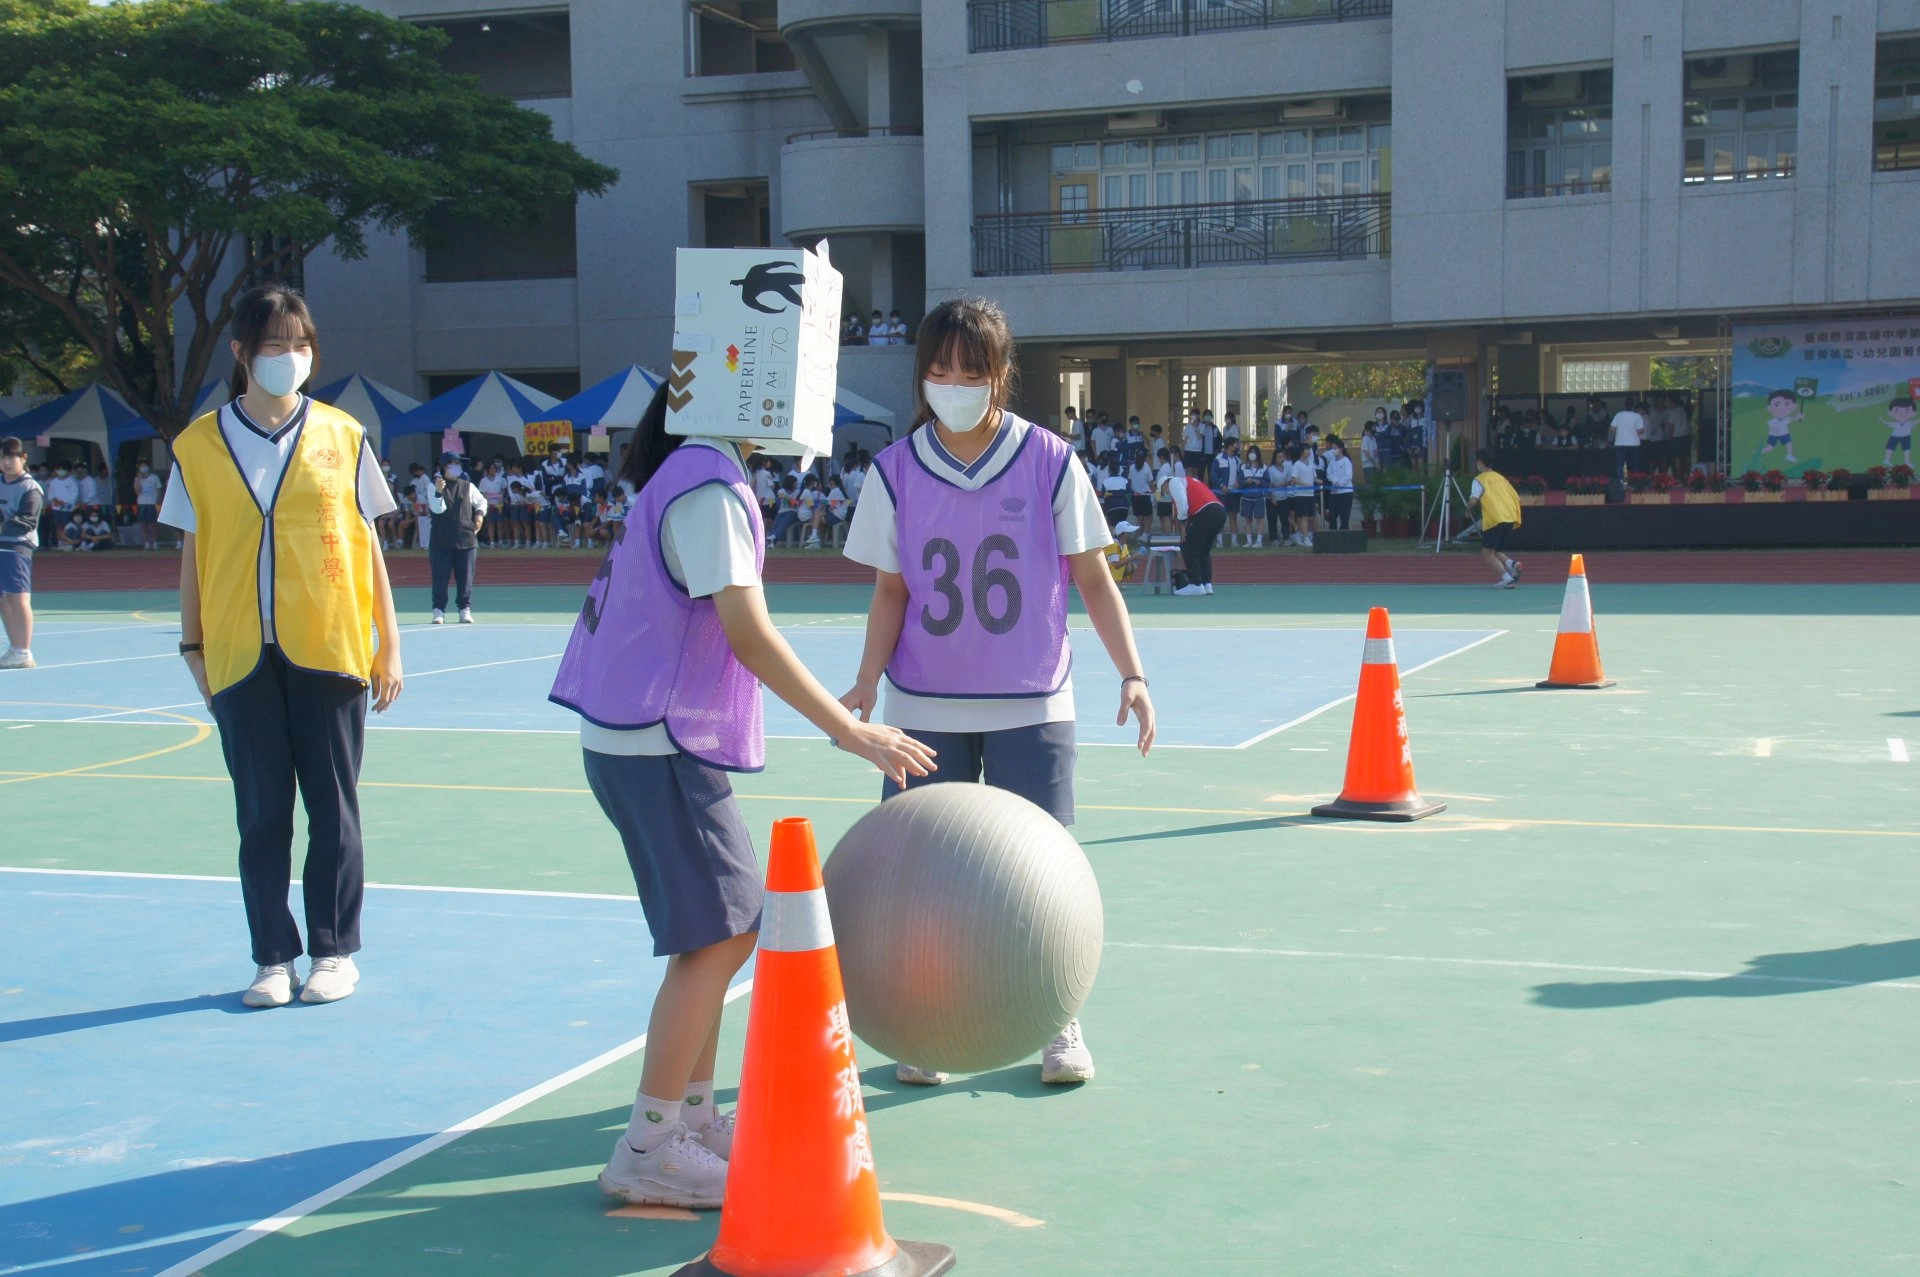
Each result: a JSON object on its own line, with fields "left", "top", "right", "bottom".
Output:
{"left": 1302, "top": 360, "right": 1428, "bottom": 402}
{"left": 0, "top": 0, "right": 617, "bottom": 438}
{"left": 1650, "top": 355, "right": 1717, "bottom": 391}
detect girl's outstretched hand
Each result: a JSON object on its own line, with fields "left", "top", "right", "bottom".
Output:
{"left": 838, "top": 720, "right": 936, "bottom": 787}
{"left": 1119, "top": 681, "right": 1156, "bottom": 757}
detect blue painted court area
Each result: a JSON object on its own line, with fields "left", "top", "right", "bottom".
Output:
{"left": 0, "top": 870, "right": 663, "bottom": 1277}
{"left": 1, "top": 621, "right": 1502, "bottom": 749}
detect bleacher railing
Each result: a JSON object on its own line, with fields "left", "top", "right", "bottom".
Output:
{"left": 972, "top": 192, "right": 1389, "bottom": 277}
{"left": 968, "top": 0, "right": 1391, "bottom": 52}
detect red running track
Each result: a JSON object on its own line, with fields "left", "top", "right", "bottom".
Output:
{"left": 24, "top": 546, "right": 1920, "bottom": 592}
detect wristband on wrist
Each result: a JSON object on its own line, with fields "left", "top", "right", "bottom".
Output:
{"left": 178, "top": 642, "right": 203, "bottom": 654}
{"left": 1121, "top": 674, "right": 1148, "bottom": 688}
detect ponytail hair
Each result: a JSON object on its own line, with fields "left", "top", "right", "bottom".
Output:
{"left": 616, "top": 381, "right": 682, "bottom": 494}
{"left": 228, "top": 284, "right": 319, "bottom": 402}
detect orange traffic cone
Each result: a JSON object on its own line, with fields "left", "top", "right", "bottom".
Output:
{"left": 1311, "top": 608, "right": 1446, "bottom": 822}
{"left": 675, "top": 818, "right": 955, "bottom": 1277}
{"left": 1537, "top": 554, "right": 1615, "bottom": 689}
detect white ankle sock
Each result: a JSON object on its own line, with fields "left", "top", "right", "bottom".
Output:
{"left": 682, "top": 1080, "right": 715, "bottom": 1129}
{"left": 624, "top": 1092, "right": 681, "bottom": 1152}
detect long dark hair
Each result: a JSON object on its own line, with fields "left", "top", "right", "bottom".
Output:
{"left": 617, "top": 381, "right": 682, "bottom": 493}
{"left": 910, "top": 297, "right": 1018, "bottom": 430}
{"left": 228, "top": 285, "right": 319, "bottom": 401}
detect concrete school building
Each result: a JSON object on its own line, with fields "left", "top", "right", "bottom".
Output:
{"left": 305, "top": 0, "right": 1920, "bottom": 448}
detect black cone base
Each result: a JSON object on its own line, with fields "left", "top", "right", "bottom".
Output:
{"left": 1534, "top": 678, "right": 1617, "bottom": 689}
{"left": 674, "top": 1239, "right": 956, "bottom": 1277}
{"left": 1310, "top": 796, "right": 1447, "bottom": 822}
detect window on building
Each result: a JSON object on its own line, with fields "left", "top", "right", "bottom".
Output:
{"left": 1506, "top": 69, "right": 1612, "bottom": 198}
{"left": 695, "top": 181, "right": 771, "bottom": 248}
{"left": 1559, "top": 360, "right": 1631, "bottom": 394}
{"left": 424, "top": 203, "right": 577, "bottom": 283}
{"left": 1683, "top": 50, "right": 1798, "bottom": 184}
{"left": 423, "top": 12, "right": 571, "bottom": 100}
{"left": 1874, "top": 37, "right": 1920, "bottom": 172}
{"left": 689, "top": 1, "right": 796, "bottom": 76}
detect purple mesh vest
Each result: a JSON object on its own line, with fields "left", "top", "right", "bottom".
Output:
{"left": 548, "top": 444, "right": 766, "bottom": 772}
{"left": 877, "top": 416, "right": 1073, "bottom": 699}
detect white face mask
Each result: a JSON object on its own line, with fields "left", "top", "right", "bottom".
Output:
{"left": 445, "top": 465, "right": 463, "bottom": 479}
{"left": 250, "top": 350, "right": 311, "bottom": 398}
{"left": 923, "top": 380, "right": 992, "bottom": 433}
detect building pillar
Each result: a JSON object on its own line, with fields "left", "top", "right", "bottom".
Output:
{"left": 1017, "top": 344, "right": 1064, "bottom": 431}
{"left": 1089, "top": 358, "right": 1127, "bottom": 428}
{"left": 867, "top": 29, "right": 892, "bottom": 129}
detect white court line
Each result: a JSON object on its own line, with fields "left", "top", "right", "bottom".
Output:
{"left": 7, "top": 651, "right": 180, "bottom": 671}
{"left": 1230, "top": 629, "right": 1510, "bottom": 750}
{"left": 1754, "top": 738, "right": 1774, "bottom": 758}
{"left": 0, "top": 866, "right": 632, "bottom": 901}
{"left": 1110, "top": 942, "right": 1920, "bottom": 991}
{"left": 1893, "top": 738, "right": 1910, "bottom": 763}
{"left": 149, "top": 979, "right": 755, "bottom": 1277}
{"left": 404, "top": 652, "right": 564, "bottom": 679}
{"left": 66, "top": 700, "right": 206, "bottom": 723}
{"left": 31, "top": 622, "right": 171, "bottom": 637}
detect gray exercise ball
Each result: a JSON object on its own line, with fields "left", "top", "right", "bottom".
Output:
{"left": 822, "top": 782, "right": 1103, "bottom": 1074}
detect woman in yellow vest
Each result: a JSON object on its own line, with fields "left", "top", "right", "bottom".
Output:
{"left": 160, "top": 285, "right": 404, "bottom": 1009}
{"left": 1469, "top": 447, "right": 1524, "bottom": 589}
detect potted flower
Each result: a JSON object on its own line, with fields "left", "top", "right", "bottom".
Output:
{"left": 1827, "top": 467, "right": 1853, "bottom": 500}
{"left": 1626, "top": 471, "right": 1664, "bottom": 504}
{"left": 1684, "top": 469, "right": 1717, "bottom": 503}
{"left": 1564, "top": 475, "right": 1607, "bottom": 505}
{"left": 1742, "top": 469, "right": 1787, "bottom": 503}
{"left": 1864, "top": 465, "right": 1891, "bottom": 498}
{"left": 1799, "top": 469, "right": 1839, "bottom": 502}
{"left": 1652, "top": 472, "right": 1679, "bottom": 503}
{"left": 1890, "top": 463, "right": 1916, "bottom": 497}
{"left": 1516, "top": 474, "right": 1548, "bottom": 507}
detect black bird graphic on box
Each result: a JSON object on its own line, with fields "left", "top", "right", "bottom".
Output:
{"left": 731, "top": 261, "right": 806, "bottom": 314}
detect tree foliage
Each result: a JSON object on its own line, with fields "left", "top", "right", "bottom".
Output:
{"left": 1650, "top": 355, "right": 1718, "bottom": 391}
{"left": 0, "top": 0, "right": 617, "bottom": 437}
{"left": 1302, "top": 360, "right": 1428, "bottom": 402}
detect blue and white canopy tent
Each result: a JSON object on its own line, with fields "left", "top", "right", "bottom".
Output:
{"left": 311, "top": 375, "right": 422, "bottom": 456}
{"left": 383, "top": 372, "right": 561, "bottom": 465}
{"left": 10, "top": 385, "right": 143, "bottom": 471}
{"left": 104, "top": 382, "right": 231, "bottom": 459}
{"left": 542, "top": 365, "right": 663, "bottom": 462}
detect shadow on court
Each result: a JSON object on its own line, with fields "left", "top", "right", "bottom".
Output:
{"left": 1082, "top": 815, "right": 1311, "bottom": 847}
{"left": 1532, "top": 939, "right": 1920, "bottom": 1008}
{"left": 0, "top": 992, "right": 258, "bottom": 1044}
{"left": 860, "top": 1063, "right": 1060, "bottom": 1111}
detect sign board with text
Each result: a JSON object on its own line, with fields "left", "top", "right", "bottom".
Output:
{"left": 523, "top": 420, "right": 572, "bottom": 455}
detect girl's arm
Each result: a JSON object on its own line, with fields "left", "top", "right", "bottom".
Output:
{"left": 713, "top": 583, "right": 933, "bottom": 784}
{"left": 1066, "top": 548, "right": 1156, "bottom": 756}
{"left": 367, "top": 544, "right": 403, "bottom": 711}
{"left": 177, "top": 533, "right": 213, "bottom": 710}
{"left": 841, "top": 570, "right": 909, "bottom": 722}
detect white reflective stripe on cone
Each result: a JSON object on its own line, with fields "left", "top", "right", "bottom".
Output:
{"left": 1558, "top": 575, "right": 1594, "bottom": 635}
{"left": 760, "top": 887, "right": 834, "bottom": 952}
{"left": 1362, "top": 637, "right": 1396, "bottom": 665}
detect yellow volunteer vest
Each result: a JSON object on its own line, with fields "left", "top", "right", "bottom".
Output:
{"left": 174, "top": 402, "right": 376, "bottom": 695}
{"left": 1476, "top": 469, "right": 1523, "bottom": 527}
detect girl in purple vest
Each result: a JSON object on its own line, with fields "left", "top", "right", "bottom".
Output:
{"left": 841, "top": 297, "right": 1157, "bottom": 1086}
{"left": 549, "top": 382, "right": 934, "bottom": 1210}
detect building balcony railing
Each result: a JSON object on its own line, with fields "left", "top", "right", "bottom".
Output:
{"left": 1507, "top": 179, "right": 1613, "bottom": 200}
{"left": 971, "top": 192, "right": 1389, "bottom": 276}
{"left": 968, "top": 0, "right": 1390, "bottom": 53}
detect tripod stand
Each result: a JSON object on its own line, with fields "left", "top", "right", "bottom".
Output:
{"left": 1418, "top": 423, "right": 1476, "bottom": 553}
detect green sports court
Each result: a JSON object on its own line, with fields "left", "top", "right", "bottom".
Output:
{"left": 3, "top": 569, "right": 1916, "bottom": 1277}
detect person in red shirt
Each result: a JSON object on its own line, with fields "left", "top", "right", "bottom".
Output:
{"left": 1170, "top": 473, "right": 1225, "bottom": 596}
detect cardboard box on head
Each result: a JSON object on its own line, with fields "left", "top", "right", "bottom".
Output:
{"left": 668, "top": 243, "right": 843, "bottom": 467}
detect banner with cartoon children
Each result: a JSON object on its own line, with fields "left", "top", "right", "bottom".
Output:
{"left": 1731, "top": 319, "right": 1920, "bottom": 476}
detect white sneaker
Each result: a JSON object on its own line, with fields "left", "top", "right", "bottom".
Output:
{"left": 1173, "top": 584, "right": 1206, "bottom": 597}
{"left": 687, "top": 1110, "right": 735, "bottom": 1161}
{"left": 1508, "top": 560, "right": 1523, "bottom": 583}
{"left": 300, "top": 954, "right": 359, "bottom": 1003}
{"left": 1202, "top": 583, "right": 1214, "bottom": 595}
{"left": 0, "top": 648, "right": 34, "bottom": 670}
{"left": 242, "top": 962, "right": 299, "bottom": 1008}
{"left": 598, "top": 1127, "right": 728, "bottom": 1209}
{"left": 431, "top": 609, "right": 445, "bottom": 625}
{"left": 896, "top": 1062, "right": 950, "bottom": 1086}
{"left": 1041, "top": 1018, "right": 1095, "bottom": 1084}
{"left": 458, "top": 607, "right": 473, "bottom": 624}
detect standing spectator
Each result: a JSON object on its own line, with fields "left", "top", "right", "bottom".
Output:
{"left": 1061, "top": 405, "right": 1083, "bottom": 452}
{"left": 478, "top": 461, "right": 505, "bottom": 547}
{"left": 1237, "top": 445, "right": 1268, "bottom": 547}
{"left": 843, "top": 452, "right": 868, "bottom": 508}
{"left": 868, "top": 309, "right": 887, "bottom": 344}
{"left": 842, "top": 312, "right": 867, "bottom": 345}
{"left": 1123, "top": 417, "right": 1146, "bottom": 464}
{"left": 1609, "top": 398, "right": 1645, "bottom": 485}
{"left": 1200, "top": 411, "right": 1221, "bottom": 474}
{"left": 1359, "top": 422, "right": 1381, "bottom": 479}
{"left": 1468, "top": 448, "right": 1523, "bottom": 588}
{"left": 1222, "top": 412, "right": 1241, "bottom": 447}
{"left": 1181, "top": 413, "right": 1205, "bottom": 473}
{"left": 1170, "top": 471, "right": 1226, "bottom": 596}
{"left": 45, "top": 461, "right": 79, "bottom": 546}
{"left": 1581, "top": 396, "right": 1612, "bottom": 445}
{"left": 1152, "top": 447, "right": 1180, "bottom": 535}
{"left": 1404, "top": 399, "right": 1432, "bottom": 470}
{"left": 164, "top": 283, "right": 403, "bottom": 1009}
{"left": 1275, "top": 405, "right": 1297, "bottom": 444}
{"left": 407, "top": 463, "right": 433, "bottom": 547}
{"left": 581, "top": 451, "right": 607, "bottom": 500}
{"left": 75, "top": 462, "right": 102, "bottom": 511}
{"left": 1091, "top": 414, "right": 1115, "bottom": 461}
{"left": 1384, "top": 410, "right": 1407, "bottom": 467}
{"left": 427, "top": 452, "right": 486, "bottom": 624}
{"left": 0, "top": 436, "right": 43, "bottom": 668}
{"left": 1210, "top": 438, "right": 1244, "bottom": 543}
{"left": 884, "top": 310, "right": 909, "bottom": 344}
{"left": 134, "top": 460, "right": 162, "bottom": 549}
{"left": 1260, "top": 446, "right": 1291, "bottom": 546}
{"left": 1639, "top": 395, "right": 1668, "bottom": 475}
{"left": 1324, "top": 438, "right": 1355, "bottom": 530}
{"left": 797, "top": 472, "right": 827, "bottom": 549}
{"left": 1285, "top": 442, "right": 1317, "bottom": 547}
{"left": 1127, "top": 450, "right": 1154, "bottom": 527}
{"left": 751, "top": 455, "right": 776, "bottom": 523}
{"left": 1657, "top": 394, "right": 1692, "bottom": 474}
{"left": 523, "top": 472, "right": 551, "bottom": 548}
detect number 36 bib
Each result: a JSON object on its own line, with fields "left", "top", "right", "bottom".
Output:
{"left": 878, "top": 417, "right": 1073, "bottom": 699}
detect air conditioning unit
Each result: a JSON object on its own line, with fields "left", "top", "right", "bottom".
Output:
{"left": 1107, "top": 111, "right": 1166, "bottom": 134}
{"left": 1688, "top": 54, "right": 1754, "bottom": 90}
{"left": 1518, "top": 72, "right": 1583, "bottom": 106}
{"left": 1280, "top": 98, "right": 1346, "bottom": 122}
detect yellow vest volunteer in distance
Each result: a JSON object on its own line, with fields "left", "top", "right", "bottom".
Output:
{"left": 172, "top": 401, "right": 376, "bottom": 696}
{"left": 1474, "top": 468, "right": 1523, "bottom": 527}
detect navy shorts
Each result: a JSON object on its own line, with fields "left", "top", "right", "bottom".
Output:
{"left": 582, "top": 749, "right": 764, "bottom": 956}
{"left": 1483, "top": 522, "right": 1516, "bottom": 552}
{"left": 0, "top": 549, "right": 29, "bottom": 596}
{"left": 1889, "top": 435, "right": 1913, "bottom": 451}
{"left": 880, "top": 721, "right": 1077, "bottom": 825}
{"left": 137, "top": 504, "right": 158, "bottom": 523}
